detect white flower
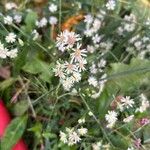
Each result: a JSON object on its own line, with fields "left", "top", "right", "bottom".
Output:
{"left": 92, "top": 142, "right": 102, "bottom": 150}
{"left": 77, "top": 58, "right": 87, "bottom": 72}
{"left": 92, "top": 34, "right": 101, "bottom": 44}
{"left": 77, "top": 127, "right": 88, "bottom": 136}
{"left": 5, "top": 33, "right": 16, "bottom": 43}
{"left": 88, "top": 111, "right": 94, "bottom": 116}
{"left": 87, "top": 45, "right": 95, "bottom": 53}
{"left": 54, "top": 61, "right": 65, "bottom": 78}
{"left": 7, "top": 48, "right": 18, "bottom": 58}
{"left": 68, "top": 131, "right": 81, "bottom": 146}
{"left": 78, "top": 118, "right": 85, "bottom": 124}
{"left": 36, "top": 17, "right": 47, "bottom": 28}
{"left": 4, "top": 16, "right": 13, "bottom": 25}
{"left": 56, "top": 30, "right": 81, "bottom": 51}
{"left": 98, "top": 59, "right": 106, "bottom": 68}
{"left": 72, "top": 72, "right": 81, "bottom": 83}
{"left": 32, "top": 30, "right": 39, "bottom": 41}
{"left": 120, "top": 96, "right": 134, "bottom": 109}
{"left": 93, "top": 19, "right": 101, "bottom": 31}
{"left": 71, "top": 44, "right": 87, "bottom": 62}
{"left": 105, "top": 111, "right": 118, "bottom": 128}
{"left": 49, "top": 4, "right": 57, "bottom": 13}
{"left": 123, "top": 115, "right": 134, "bottom": 123}
{"left": 61, "top": 77, "right": 74, "bottom": 91}
{"left": 106, "top": 0, "right": 116, "bottom": 10}
{"left": 5, "top": 2, "right": 17, "bottom": 10}
{"left": 49, "top": 16, "right": 58, "bottom": 25}
{"left": 136, "top": 94, "right": 149, "bottom": 113}
{"left": 84, "top": 14, "right": 93, "bottom": 24}
{"left": 0, "top": 42, "right": 8, "bottom": 59}
{"left": 60, "top": 131, "right": 68, "bottom": 144}
{"left": 90, "top": 63, "right": 97, "bottom": 74}
{"left": 88, "top": 76, "right": 98, "bottom": 87}
{"left": 14, "top": 14, "right": 22, "bottom": 23}
{"left": 64, "top": 61, "right": 77, "bottom": 74}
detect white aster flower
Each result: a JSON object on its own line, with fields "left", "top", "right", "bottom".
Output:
{"left": 84, "top": 14, "right": 93, "bottom": 25}
{"left": 36, "top": 17, "right": 47, "bottom": 28}
{"left": 68, "top": 131, "right": 81, "bottom": 146}
{"left": 87, "top": 45, "right": 95, "bottom": 53}
{"left": 105, "top": 111, "right": 118, "bottom": 128}
{"left": 88, "top": 76, "right": 98, "bottom": 87}
{"left": 49, "top": 3, "right": 57, "bottom": 13}
{"left": 32, "top": 30, "right": 40, "bottom": 41}
{"left": 0, "top": 42, "right": 8, "bottom": 59}
{"left": 72, "top": 72, "right": 81, "bottom": 83}
{"left": 78, "top": 118, "right": 85, "bottom": 124}
{"left": 120, "top": 96, "right": 134, "bottom": 109}
{"left": 106, "top": 0, "right": 116, "bottom": 10}
{"left": 64, "top": 61, "right": 77, "bottom": 74}
{"left": 92, "top": 142, "right": 102, "bottom": 150}
{"left": 71, "top": 43, "right": 87, "bottom": 62}
{"left": 61, "top": 77, "right": 74, "bottom": 91}
{"left": 49, "top": 16, "right": 58, "bottom": 25}
{"left": 60, "top": 131, "right": 68, "bottom": 144}
{"left": 5, "top": 32, "right": 16, "bottom": 43}
{"left": 54, "top": 61, "right": 65, "bottom": 78}
{"left": 7, "top": 48, "right": 18, "bottom": 58}
{"left": 77, "top": 58, "right": 87, "bottom": 72}
{"left": 136, "top": 94, "right": 149, "bottom": 113}
{"left": 92, "top": 34, "right": 101, "bottom": 44}
{"left": 14, "top": 14, "right": 22, "bottom": 23}
{"left": 123, "top": 115, "right": 134, "bottom": 123}
{"left": 77, "top": 127, "right": 88, "bottom": 136}
{"left": 4, "top": 15, "right": 13, "bottom": 25}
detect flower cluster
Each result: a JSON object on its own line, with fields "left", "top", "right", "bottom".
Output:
{"left": 117, "top": 14, "right": 137, "bottom": 35}
{"left": 36, "top": 3, "right": 58, "bottom": 27}
{"left": 0, "top": 32, "right": 18, "bottom": 59}
{"left": 60, "top": 127, "right": 88, "bottom": 146}
{"left": 105, "top": 94, "right": 149, "bottom": 128}
{"left": 54, "top": 30, "right": 87, "bottom": 91}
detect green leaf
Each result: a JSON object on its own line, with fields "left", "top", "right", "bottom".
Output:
{"left": 106, "top": 58, "right": 150, "bottom": 93}
{"left": 1, "top": 115, "right": 28, "bottom": 150}
{"left": 22, "top": 57, "right": 53, "bottom": 82}
{"left": 13, "top": 100, "right": 29, "bottom": 116}
{"left": 0, "top": 78, "right": 17, "bottom": 91}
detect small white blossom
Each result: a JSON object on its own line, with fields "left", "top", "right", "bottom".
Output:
{"left": 60, "top": 131, "right": 68, "bottom": 143}
{"left": 5, "top": 33, "right": 16, "bottom": 43}
{"left": 105, "top": 111, "right": 118, "bottom": 128}
{"left": 32, "top": 30, "right": 40, "bottom": 41}
{"left": 49, "top": 16, "right": 58, "bottom": 25}
{"left": 106, "top": 0, "right": 116, "bottom": 10}
{"left": 14, "top": 14, "right": 22, "bottom": 23}
{"left": 7, "top": 48, "right": 18, "bottom": 58}
{"left": 84, "top": 14, "right": 93, "bottom": 25}
{"left": 4, "top": 16, "right": 13, "bottom": 25}
{"left": 78, "top": 118, "right": 85, "bottom": 124}
{"left": 120, "top": 96, "right": 134, "bottom": 109}
{"left": 36, "top": 17, "right": 47, "bottom": 28}
{"left": 88, "top": 76, "right": 98, "bottom": 87}
{"left": 136, "top": 94, "right": 149, "bottom": 113}
{"left": 77, "top": 127, "right": 88, "bottom": 136}
{"left": 0, "top": 42, "right": 8, "bottom": 59}
{"left": 49, "top": 4, "right": 57, "bottom": 13}
{"left": 68, "top": 131, "right": 81, "bottom": 146}
{"left": 71, "top": 44, "right": 87, "bottom": 62}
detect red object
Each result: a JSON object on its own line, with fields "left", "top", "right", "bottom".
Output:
{"left": 0, "top": 100, "right": 28, "bottom": 150}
